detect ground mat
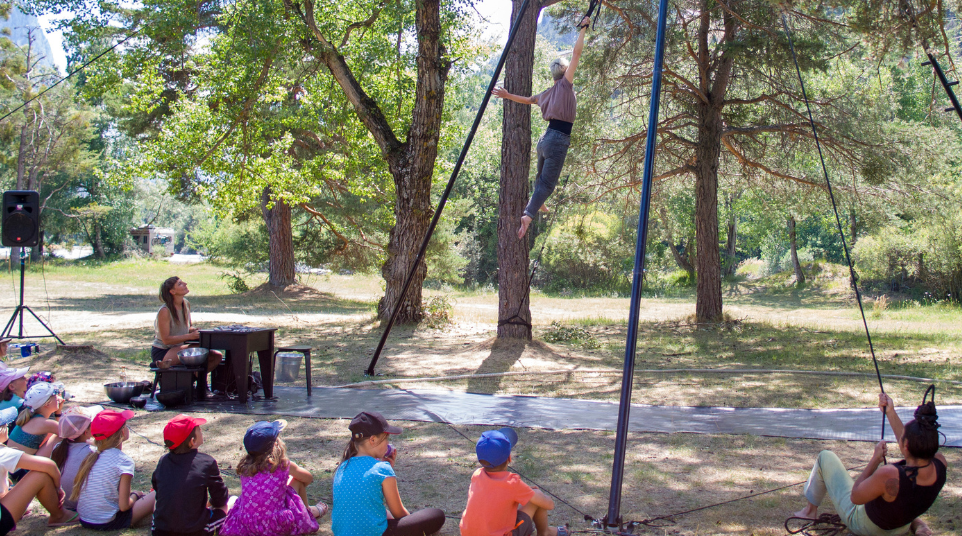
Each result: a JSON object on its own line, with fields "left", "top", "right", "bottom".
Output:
{"left": 162, "top": 387, "right": 962, "bottom": 446}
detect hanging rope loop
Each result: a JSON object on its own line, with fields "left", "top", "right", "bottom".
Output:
{"left": 579, "top": 0, "right": 601, "bottom": 29}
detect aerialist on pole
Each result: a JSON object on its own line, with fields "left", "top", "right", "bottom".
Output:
{"left": 492, "top": 16, "right": 590, "bottom": 239}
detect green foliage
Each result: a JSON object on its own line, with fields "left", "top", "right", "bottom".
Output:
{"left": 538, "top": 211, "right": 634, "bottom": 294}
{"left": 220, "top": 271, "right": 251, "bottom": 294}
{"left": 187, "top": 217, "right": 268, "bottom": 269}
{"left": 421, "top": 295, "right": 453, "bottom": 328}
{"left": 542, "top": 322, "right": 600, "bottom": 349}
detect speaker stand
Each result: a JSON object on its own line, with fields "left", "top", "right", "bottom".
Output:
{"left": 1, "top": 249, "right": 64, "bottom": 345}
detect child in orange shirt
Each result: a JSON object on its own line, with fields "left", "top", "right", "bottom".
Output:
{"left": 460, "top": 428, "right": 566, "bottom": 536}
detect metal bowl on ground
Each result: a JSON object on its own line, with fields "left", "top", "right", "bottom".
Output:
{"left": 129, "top": 396, "right": 148, "bottom": 409}
{"left": 156, "top": 389, "right": 186, "bottom": 408}
{"left": 104, "top": 382, "right": 145, "bottom": 405}
{"left": 177, "top": 347, "right": 209, "bottom": 367}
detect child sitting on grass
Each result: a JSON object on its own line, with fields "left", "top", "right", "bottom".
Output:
{"left": 50, "top": 406, "right": 100, "bottom": 511}
{"left": 0, "top": 406, "right": 79, "bottom": 534}
{"left": 220, "top": 420, "right": 325, "bottom": 536}
{"left": 74, "top": 409, "right": 156, "bottom": 530}
{"left": 152, "top": 414, "right": 231, "bottom": 536}
{"left": 332, "top": 411, "right": 445, "bottom": 536}
{"left": 7, "top": 382, "right": 62, "bottom": 455}
{"left": 460, "top": 428, "right": 566, "bottom": 536}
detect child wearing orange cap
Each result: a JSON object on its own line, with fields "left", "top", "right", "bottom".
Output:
{"left": 73, "top": 409, "right": 156, "bottom": 530}
{"left": 151, "top": 414, "right": 231, "bottom": 536}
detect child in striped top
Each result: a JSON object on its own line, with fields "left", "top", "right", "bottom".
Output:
{"left": 73, "top": 409, "right": 156, "bottom": 530}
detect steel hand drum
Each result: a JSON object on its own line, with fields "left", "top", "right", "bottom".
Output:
{"left": 177, "top": 347, "right": 209, "bottom": 367}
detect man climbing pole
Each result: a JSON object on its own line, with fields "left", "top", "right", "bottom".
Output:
{"left": 493, "top": 15, "right": 590, "bottom": 239}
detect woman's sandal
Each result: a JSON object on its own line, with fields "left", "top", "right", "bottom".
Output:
{"left": 309, "top": 502, "right": 329, "bottom": 519}
{"left": 556, "top": 524, "right": 570, "bottom": 536}
{"left": 47, "top": 511, "right": 80, "bottom": 527}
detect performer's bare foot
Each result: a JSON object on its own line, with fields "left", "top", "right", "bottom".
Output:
{"left": 911, "top": 518, "right": 933, "bottom": 536}
{"left": 539, "top": 204, "right": 549, "bottom": 213}
{"left": 792, "top": 504, "right": 817, "bottom": 520}
{"left": 518, "top": 215, "right": 533, "bottom": 239}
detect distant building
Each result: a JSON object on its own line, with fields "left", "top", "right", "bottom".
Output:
{"left": 130, "top": 225, "right": 175, "bottom": 255}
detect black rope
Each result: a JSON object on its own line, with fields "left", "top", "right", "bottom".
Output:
{"left": 785, "top": 514, "right": 847, "bottom": 536}
{"left": 365, "top": 0, "right": 534, "bottom": 375}
{"left": 579, "top": 0, "right": 602, "bottom": 30}
{"left": 0, "top": 30, "right": 140, "bottom": 125}
{"left": 780, "top": 13, "right": 887, "bottom": 448}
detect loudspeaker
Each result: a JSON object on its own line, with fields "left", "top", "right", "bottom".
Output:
{"left": 2, "top": 190, "right": 40, "bottom": 247}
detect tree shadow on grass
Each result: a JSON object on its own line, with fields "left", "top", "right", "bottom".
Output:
{"left": 466, "top": 339, "right": 526, "bottom": 394}
{"left": 44, "top": 291, "right": 374, "bottom": 316}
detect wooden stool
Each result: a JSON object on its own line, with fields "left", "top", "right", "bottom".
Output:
{"left": 273, "top": 345, "right": 312, "bottom": 396}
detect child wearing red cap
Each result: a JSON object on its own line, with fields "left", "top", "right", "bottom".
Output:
{"left": 151, "top": 414, "right": 231, "bottom": 536}
{"left": 73, "top": 409, "right": 157, "bottom": 530}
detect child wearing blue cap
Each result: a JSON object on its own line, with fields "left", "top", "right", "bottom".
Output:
{"left": 460, "top": 428, "right": 565, "bottom": 536}
{"left": 332, "top": 411, "right": 445, "bottom": 536}
{"left": 220, "top": 420, "right": 326, "bottom": 536}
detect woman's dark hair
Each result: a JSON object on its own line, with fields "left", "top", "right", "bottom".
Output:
{"left": 902, "top": 386, "right": 940, "bottom": 460}
{"left": 159, "top": 276, "right": 188, "bottom": 323}
{"left": 1, "top": 387, "right": 13, "bottom": 402}
{"left": 51, "top": 438, "right": 73, "bottom": 470}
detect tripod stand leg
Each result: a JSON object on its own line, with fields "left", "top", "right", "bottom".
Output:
{"left": 1, "top": 306, "right": 23, "bottom": 339}
{"left": 22, "top": 306, "right": 64, "bottom": 345}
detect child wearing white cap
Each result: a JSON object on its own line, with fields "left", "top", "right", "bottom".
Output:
{"left": 0, "top": 406, "right": 80, "bottom": 534}
{"left": 6, "top": 382, "right": 62, "bottom": 455}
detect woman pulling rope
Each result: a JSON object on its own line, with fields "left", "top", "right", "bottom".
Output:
{"left": 793, "top": 388, "right": 946, "bottom": 536}
{"left": 493, "top": 16, "right": 590, "bottom": 239}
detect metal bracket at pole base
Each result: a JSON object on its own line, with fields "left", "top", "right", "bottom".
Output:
{"left": 584, "top": 515, "right": 639, "bottom": 535}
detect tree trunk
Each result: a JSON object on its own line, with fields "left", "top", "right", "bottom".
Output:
{"left": 261, "top": 187, "right": 296, "bottom": 288}
{"left": 694, "top": 104, "right": 723, "bottom": 322}
{"left": 93, "top": 223, "right": 106, "bottom": 259}
{"left": 788, "top": 216, "right": 805, "bottom": 285}
{"left": 496, "top": 0, "right": 540, "bottom": 340}
{"left": 849, "top": 209, "right": 857, "bottom": 246}
{"left": 295, "top": 0, "right": 448, "bottom": 323}
{"left": 658, "top": 206, "right": 695, "bottom": 277}
{"left": 723, "top": 200, "right": 737, "bottom": 276}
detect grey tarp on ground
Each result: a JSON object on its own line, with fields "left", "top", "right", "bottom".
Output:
{"left": 170, "top": 386, "right": 962, "bottom": 447}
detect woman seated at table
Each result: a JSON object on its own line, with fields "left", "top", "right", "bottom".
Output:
{"left": 151, "top": 277, "right": 222, "bottom": 373}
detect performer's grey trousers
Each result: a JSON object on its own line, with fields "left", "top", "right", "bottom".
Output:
{"left": 524, "top": 128, "right": 571, "bottom": 219}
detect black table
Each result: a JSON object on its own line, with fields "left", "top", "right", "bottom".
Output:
{"left": 199, "top": 328, "right": 277, "bottom": 403}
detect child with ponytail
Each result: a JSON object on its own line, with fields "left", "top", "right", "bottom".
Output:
{"left": 332, "top": 412, "right": 445, "bottom": 536}
{"left": 50, "top": 406, "right": 100, "bottom": 511}
{"left": 74, "top": 409, "right": 156, "bottom": 530}
{"left": 220, "top": 420, "right": 325, "bottom": 536}
{"left": 7, "top": 382, "right": 62, "bottom": 455}
{"left": 794, "top": 387, "right": 948, "bottom": 536}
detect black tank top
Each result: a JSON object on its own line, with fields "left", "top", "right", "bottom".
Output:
{"left": 865, "top": 458, "right": 946, "bottom": 530}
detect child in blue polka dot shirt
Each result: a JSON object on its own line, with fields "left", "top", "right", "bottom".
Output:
{"left": 331, "top": 412, "right": 445, "bottom": 536}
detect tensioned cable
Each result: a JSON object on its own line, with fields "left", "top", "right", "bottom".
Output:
{"left": 780, "top": 13, "right": 887, "bottom": 445}
{"left": 0, "top": 29, "right": 139, "bottom": 125}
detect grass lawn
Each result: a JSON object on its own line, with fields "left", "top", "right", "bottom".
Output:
{"left": 2, "top": 259, "right": 960, "bottom": 534}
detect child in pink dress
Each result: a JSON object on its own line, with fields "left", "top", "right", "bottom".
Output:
{"left": 220, "top": 420, "right": 327, "bottom": 536}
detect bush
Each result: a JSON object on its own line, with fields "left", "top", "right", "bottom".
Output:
{"left": 854, "top": 222, "right": 962, "bottom": 300}
{"left": 537, "top": 212, "right": 634, "bottom": 294}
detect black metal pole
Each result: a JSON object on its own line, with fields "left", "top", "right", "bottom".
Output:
{"left": 924, "top": 53, "right": 962, "bottom": 124}
{"left": 17, "top": 250, "right": 25, "bottom": 337}
{"left": 604, "top": 0, "right": 670, "bottom": 526}
{"left": 365, "top": 0, "right": 533, "bottom": 375}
